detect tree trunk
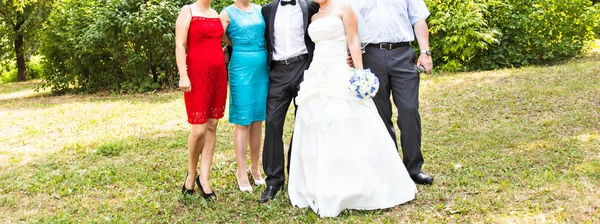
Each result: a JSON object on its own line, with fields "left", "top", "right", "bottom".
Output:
{"left": 15, "top": 34, "right": 27, "bottom": 82}
{"left": 15, "top": 11, "right": 27, "bottom": 82}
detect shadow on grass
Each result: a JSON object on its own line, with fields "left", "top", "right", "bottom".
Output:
{"left": 0, "top": 80, "right": 42, "bottom": 94}
{"left": 0, "top": 83, "right": 181, "bottom": 110}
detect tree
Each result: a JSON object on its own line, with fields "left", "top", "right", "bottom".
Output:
{"left": 0, "top": 0, "right": 54, "bottom": 81}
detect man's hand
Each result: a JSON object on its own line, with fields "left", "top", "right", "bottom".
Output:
{"left": 417, "top": 54, "right": 433, "bottom": 74}
{"left": 346, "top": 50, "right": 354, "bottom": 68}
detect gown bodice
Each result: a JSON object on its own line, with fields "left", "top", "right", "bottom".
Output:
{"left": 297, "top": 17, "right": 356, "bottom": 106}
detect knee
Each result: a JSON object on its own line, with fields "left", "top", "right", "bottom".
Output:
{"left": 251, "top": 121, "right": 263, "bottom": 129}
{"left": 190, "top": 126, "right": 206, "bottom": 140}
{"left": 265, "top": 117, "right": 278, "bottom": 127}
{"left": 398, "top": 105, "right": 419, "bottom": 115}
{"left": 235, "top": 124, "right": 250, "bottom": 132}
{"left": 206, "top": 119, "right": 219, "bottom": 133}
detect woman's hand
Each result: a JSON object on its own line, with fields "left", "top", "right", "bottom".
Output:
{"left": 223, "top": 46, "right": 230, "bottom": 63}
{"left": 179, "top": 76, "right": 191, "bottom": 92}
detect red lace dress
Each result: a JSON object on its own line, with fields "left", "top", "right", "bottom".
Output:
{"left": 184, "top": 15, "right": 227, "bottom": 124}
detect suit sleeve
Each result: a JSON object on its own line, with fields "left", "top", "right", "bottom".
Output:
{"left": 262, "top": 5, "right": 270, "bottom": 47}
{"left": 308, "top": 2, "right": 320, "bottom": 18}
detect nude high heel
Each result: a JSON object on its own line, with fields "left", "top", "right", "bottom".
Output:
{"left": 249, "top": 168, "right": 266, "bottom": 186}
{"left": 237, "top": 172, "right": 253, "bottom": 192}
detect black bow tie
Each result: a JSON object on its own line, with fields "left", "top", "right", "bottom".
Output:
{"left": 281, "top": 0, "right": 296, "bottom": 6}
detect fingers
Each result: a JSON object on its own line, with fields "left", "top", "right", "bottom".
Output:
{"left": 179, "top": 84, "right": 191, "bottom": 92}
{"left": 346, "top": 51, "right": 354, "bottom": 68}
{"left": 346, "top": 57, "right": 355, "bottom": 68}
{"left": 417, "top": 55, "right": 434, "bottom": 74}
{"left": 423, "top": 63, "right": 433, "bottom": 74}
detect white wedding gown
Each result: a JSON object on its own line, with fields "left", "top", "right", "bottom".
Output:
{"left": 288, "top": 16, "right": 417, "bottom": 217}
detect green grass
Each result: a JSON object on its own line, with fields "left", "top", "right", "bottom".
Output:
{"left": 1, "top": 53, "right": 599, "bottom": 223}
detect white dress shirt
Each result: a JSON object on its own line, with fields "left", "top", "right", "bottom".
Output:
{"left": 357, "top": 0, "right": 430, "bottom": 43}
{"left": 272, "top": 0, "right": 308, "bottom": 60}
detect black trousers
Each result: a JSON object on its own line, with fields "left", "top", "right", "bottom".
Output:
{"left": 363, "top": 45, "right": 424, "bottom": 176}
{"left": 262, "top": 58, "right": 310, "bottom": 187}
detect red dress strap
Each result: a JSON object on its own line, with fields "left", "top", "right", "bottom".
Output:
{"left": 188, "top": 5, "right": 193, "bottom": 16}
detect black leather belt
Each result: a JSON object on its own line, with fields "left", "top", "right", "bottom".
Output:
{"left": 272, "top": 54, "right": 309, "bottom": 66}
{"left": 367, "top": 42, "right": 410, "bottom": 50}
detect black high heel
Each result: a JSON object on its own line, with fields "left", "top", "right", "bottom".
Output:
{"left": 194, "top": 175, "right": 203, "bottom": 197}
{"left": 196, "top": 175, "right": 216, "bottom": 200}
{"left": 181, "top": 173, "right": 195, "bottom": 195}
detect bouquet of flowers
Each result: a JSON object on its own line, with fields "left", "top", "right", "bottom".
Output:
{"left": 348, "top": 68, "right": 379, "bottom": 100}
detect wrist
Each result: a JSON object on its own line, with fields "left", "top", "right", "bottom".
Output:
{"left": 420, "top": 49, "right": 431, "bottom": 56}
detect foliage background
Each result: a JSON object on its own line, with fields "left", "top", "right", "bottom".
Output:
{"left": 468, "top": 0, "right": 600, "bottom": 69}
{"left": 0, "top": 0, "right": 599, "bottom": 92}
{"left": 0, "top": 0, "right": 55, "bottom": 81}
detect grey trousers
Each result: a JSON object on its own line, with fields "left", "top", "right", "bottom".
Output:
{"left": 363, "top": 44, "right": 424, "bottom": 176}
{"left": 263, "top": 58, "right": 310, "bottom": 187}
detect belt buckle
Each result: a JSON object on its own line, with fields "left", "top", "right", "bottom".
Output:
{"left": 379, "top": 43, "right": 393, "bottom": 50}
{"left": 284, "top": 58, "right": 290, "bottom": 65}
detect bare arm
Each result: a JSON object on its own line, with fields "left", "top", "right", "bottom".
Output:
{"left": 413, "top": 19, "right": 433, "bottom": 74}
{"left": 175, "top": 6, "right": 191, "bottom": 92}
{"left": 341, "top": 4, "right": 363, "bottom": 70}
{"left": 219, "top": 10, "right": 233, "bottom": 46}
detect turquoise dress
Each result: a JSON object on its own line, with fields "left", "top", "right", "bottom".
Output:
{"left": 225, "top": 4, "right": 269, "bottom": 126}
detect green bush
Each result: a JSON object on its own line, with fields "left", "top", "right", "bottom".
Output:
{"left": 424, "top": 0, "right": 500, "bottom": 72}
{"left": 27, "top": 56, "right": 44, "bottom": 80}
{"left": 39, "top": 0, "right": 270, "bottom": 95}
{"left": 40, "top": 0, "right": 188, "bottom": 94}
{"left": 0, "top": 60, "right": 17, "bottom": 83}
{"left": 0, "top": 56, "right": 44, "bottom": 83}
{"left": 35, "top": 0, "right": 598, "bottom": 92}
{"left": 470, "top": 0, "right": 599, "bottom": 69}
{"left": 594, "top": 4, "right": 600, "bottom": 38}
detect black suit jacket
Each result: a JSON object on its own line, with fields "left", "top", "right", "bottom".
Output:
{"left": 261, "top": 0, "right": 319, "bottom": 69}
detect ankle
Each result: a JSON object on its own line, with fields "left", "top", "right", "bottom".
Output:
{"left": 236, "top": 173, "right": 250, "bottom": 185}
{"left": 249, "top": 167, "right": 262, "bottom": 177}
{"left": 237, "top": 168, "right": 247, "bottom": 175}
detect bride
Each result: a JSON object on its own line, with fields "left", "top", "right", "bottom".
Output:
{"left": 288, "top": 0, "right": 418, "bottom": 218}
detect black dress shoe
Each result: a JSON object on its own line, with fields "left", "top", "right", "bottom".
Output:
{"left": 411, "top": 172, "right": 434, "bottom": 185}
{"left": 260, "top": 185, "right": 281, "bottom": 203}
